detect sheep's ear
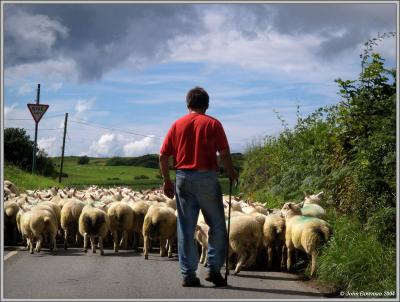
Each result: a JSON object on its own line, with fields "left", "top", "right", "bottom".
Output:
{"left": 298, "top": 201, "right": 304, "bottom": 208}
{"left": 288, "top": 203, "right": 293, "bottom": 209}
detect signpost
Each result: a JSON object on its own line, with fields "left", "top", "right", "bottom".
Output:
{"left": 27, "top": 84, "right": 49, "bottom": 174}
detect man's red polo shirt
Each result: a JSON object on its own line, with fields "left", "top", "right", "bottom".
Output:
{"left": 160, "top": 112, "right": 229, "bottom": 171}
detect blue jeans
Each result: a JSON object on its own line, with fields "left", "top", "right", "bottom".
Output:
{"left": 175, "top": 170, "right": 227, "bottom": 280}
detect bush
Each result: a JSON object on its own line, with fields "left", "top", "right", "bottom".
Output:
{"left": 239, "top": 35, "right": 397, "bottom": 293}
{"left": 77, "top": 155, "right": 90, "bottom": 165}
{"left": 4, "top": 128, "right": 56, "bottom": 176}
{"left": 317, "top": 214, "right": 396, "bottom": 293}
{"left": 134, "top": 175, "right": 150, "bottom": 180}
{"left": 365, "top": 207, "right": 396, "bottom": 246}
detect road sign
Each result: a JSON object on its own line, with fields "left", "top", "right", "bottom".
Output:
{"left": 27, "top": 103, "right": 49, "bottom": 123}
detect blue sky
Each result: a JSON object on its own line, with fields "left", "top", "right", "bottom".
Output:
{"left": 3, "top": 2, "right": 397, "bottom": 157}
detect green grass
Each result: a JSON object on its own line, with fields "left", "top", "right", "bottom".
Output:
{"left": 317, "top": 210, "right": 397, "bottom": 294}
{"left": 51, "top": 156, "right": 162, "bottom": 190}
{"left": 4, "top": 164, "right": 64, "bottom": 192}
{"left": 50, "top": 156, "right": 238, "bottom": 194}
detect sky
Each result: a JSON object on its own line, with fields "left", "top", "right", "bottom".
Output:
{"left": 2, "top": 1, "right": 398, "bottom": 158}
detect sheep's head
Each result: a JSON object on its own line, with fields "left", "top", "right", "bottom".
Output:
{"left": 304, "top": 191, "right": 324, "bottom": 204}
{"left": 281, "top": 202, "right": 302, "bottom": 218}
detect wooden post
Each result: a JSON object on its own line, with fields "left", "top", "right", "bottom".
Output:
{"left": 59, "top": 113, "right": 68, "bottom": 183}
{"left": 31, "top": 84, "right": 40, "bottom": 174}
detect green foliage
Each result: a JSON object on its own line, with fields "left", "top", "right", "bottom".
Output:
{"left": 317, "top": 214, "right": 396, "bottom": 292}
{"left": 218, "top": 153, "right": 245, "bottom": 177}
{"left": 239, "top": 34, "right": 396, "bottom": 292}
{"left": 134, "top": 174, "right": 150, "bottom": 180}
{"left": 240, "top": 50, "right": 395, "bottom": 219}
{"left": 4, "top": 128, "right": 56, "bottom": 176}
{"left": 77, "top": 155, "right": 90, "bottom": 165}
{"left": 106, "top": 154, "right": 159, "bottom": 168}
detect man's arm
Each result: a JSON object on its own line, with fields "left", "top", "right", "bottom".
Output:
{"left": 159, "top": 154, "right": 171, "bottom": 180}
{"left": 159, "top": 154, "right": 174, "bottom": 198}
{"left": 219, "top": 148, "right": 238, "bottom": 181}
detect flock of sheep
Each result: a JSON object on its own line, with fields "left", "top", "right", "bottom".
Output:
{"left": 4, "top": 180, "right": 331, "bottom": 277}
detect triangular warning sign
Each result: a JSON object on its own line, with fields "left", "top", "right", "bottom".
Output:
{"left": 27, "top": 103, "right": 49, "bottom": 123}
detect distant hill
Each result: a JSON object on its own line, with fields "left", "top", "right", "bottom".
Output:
{"left": 106, "top": 154, "right": 159, "bottom": 168}
{"left": 54, "top": 153, "right": 244, "bottom": 171}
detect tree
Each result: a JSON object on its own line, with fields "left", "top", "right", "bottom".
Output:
{"left": 4, "top": 128, "right": 34, "bottom": 170}
{"left": 77, "top": 155, "right": 90, "bottom": 165}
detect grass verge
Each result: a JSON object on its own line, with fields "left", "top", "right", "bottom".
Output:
{"left": 4, "top": 164, "right": 64, "bottom": 192}
{"left": 317, "top": 211, "right": 396, "bottom": 294}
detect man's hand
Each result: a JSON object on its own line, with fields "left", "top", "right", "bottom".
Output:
{"left": 163, "top": 179, "right": 174, "bottom": 199}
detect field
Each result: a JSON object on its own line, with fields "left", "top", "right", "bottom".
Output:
{"left": 4, "top": 156, "right": 239, "bottom": 195}
{"left": 53, "top": 156, "right": 163, "bottom": 190}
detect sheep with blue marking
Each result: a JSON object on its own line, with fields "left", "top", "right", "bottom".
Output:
{"left": 281, "top": 202, "right": 331, "bottom": 276}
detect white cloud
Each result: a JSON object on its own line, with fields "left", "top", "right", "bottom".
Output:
{"left": 88, "top": 132, "right": 160, "bottom": 157}
{"left": 38, "top": 136, "right": 59, "bottom": 156}
{"left": 89, "top": 133, "right": 117, "bottom": 157}
{"left": 75, "top": 99, "right": 95, "bottom": 116}
{"left": 4, "top": 57, "right": 78, "bottom": 88}
{"left": 4, "top": 104, "right": 17, "bottom": 117}
{"left": 123, "top": 136, "right": 159, "bottom": 157}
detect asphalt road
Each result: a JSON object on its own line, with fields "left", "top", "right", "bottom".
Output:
{"left": 3, "top": 246, "right": 331, "bottom": 300}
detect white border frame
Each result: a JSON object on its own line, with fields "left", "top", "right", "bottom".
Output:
{"left": 1, "top": 1, "right": 399, "bottom": 302}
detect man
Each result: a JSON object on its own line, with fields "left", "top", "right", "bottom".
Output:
{"left": 159, "top": 86, "right": 238, "bottom": 287}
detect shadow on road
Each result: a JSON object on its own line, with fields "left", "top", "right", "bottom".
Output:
{"left": 103, "top": 251, "right": 142, "bottom": 257}
{"left": 237, "top": 273, "right": 305, "bottom": 282}
{"left": 219, "top": 285, "right": 325, "bottom": 297}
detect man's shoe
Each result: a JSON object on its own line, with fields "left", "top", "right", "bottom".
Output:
{"left": 182, "top": 276, "right": 201, "bottom": 287}
{"left": 205, "top": 271, "right": 227, "bottom": 287}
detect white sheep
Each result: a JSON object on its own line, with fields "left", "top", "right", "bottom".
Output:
{"left": 61, "top": 200, "right": 85, "bottom": 249}
{"left": 194, "top": 222, "right": 209, "bottom": 266}
{"left": 281, "top": 202, "right": 331, "bottom": 276}
{"left": 128, "top": 200, "right": 150, "bottom": 250}
{"left": 25, "top": 207, "right": 58, "bottom": 254}
{"left": 107, "top": 202, "right": 134, "bottom": 252}
{"left": 263, "top": 213, "right": 286, "bottom": 269}
{"left": 142, "top": 204, "right": 176, "bottom": 260}
{"left": 79, "top": 204, "right": 110, "bottom": 255}
{"left": 228, "top": 215, "right": 263, "bottom": 275}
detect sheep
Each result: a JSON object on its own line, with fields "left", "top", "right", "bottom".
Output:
{"left": 79, "top": 204, "right": 110, "bottom": 255}
{"left": 30, "top": 207, "right": 58, "bottom": 254}
{"left": 19, "top": 210, "right": 35, "bottom": 253}
{"left": 107, "top": 202, "right": 134, "bottom": 252}
{"left": 281, "top": 202, "right": 331, "bottom": 277}
{"left": 263, "top": 214, "right": 286, "bottom": 270}
{"left": 128, "top": 200, "right": 150, "bottom": 250}
{"left": 228, "top": 215, "right": 263, "bottom": 275}
{"left": 36, "top": 201, "right": 61, "bottom": 228}
{"left": 19, "top": 206, "right": 58, "bottom": 255}
{"left": 60, "top": 200, "right": 85, "bottom": 249}
{"left": 304, "top": 191, "right": 324, "bottom": 204}
{"left": 4, "top": 180, "right": 18, "bottom": 194}
{"left": 4, "top": 201, "right": 21, "bottom": 245}
{"left": 142, "top": 204, "right": 176, "bottom": 260}
{"left": 194, "top": 222, "right": 209, "bottom": 266}
{"left": 300, "top": 203, "right": 326, "bottom": 219}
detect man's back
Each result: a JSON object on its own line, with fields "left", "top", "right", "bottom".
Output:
{"left": 160, "top": 112, "right": 228, "bottom": 171}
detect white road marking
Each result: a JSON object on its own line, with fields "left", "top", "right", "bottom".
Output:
{"left": 4, "top": 250, "right": 18, "bottom": 261}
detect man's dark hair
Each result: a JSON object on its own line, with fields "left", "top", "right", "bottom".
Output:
{"left": 186, "top": 87, "right": 209, "bottom": 111}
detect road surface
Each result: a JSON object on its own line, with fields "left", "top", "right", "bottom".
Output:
{"left": 3, "top": 246, "right": 333, "bottom": 300}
